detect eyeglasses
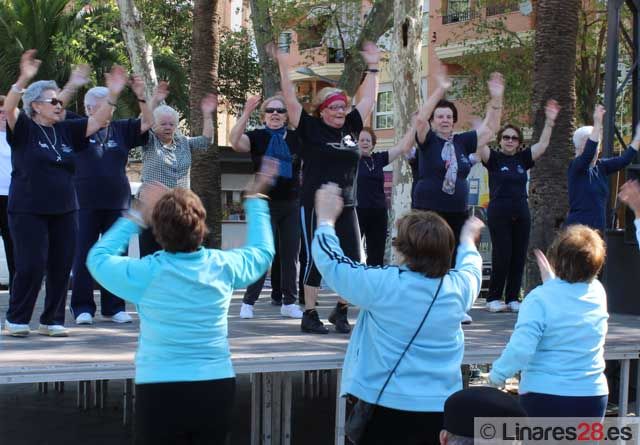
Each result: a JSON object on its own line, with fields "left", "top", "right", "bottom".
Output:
{"left": 36, "top": 98, "right": 64, "bottom": 106}
{"left": 327, "top": 104, "right": 347, "bottom": 112}
{"left": 501, "top": 135, "right": 520, "bottom": 142}
{"left": 265, "top": 107, "right": 287, "bottom": 114}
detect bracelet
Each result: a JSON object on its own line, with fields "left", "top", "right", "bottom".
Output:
{"left": 491, "top": 105, "right": 502, "bottom": 110}
{"left": 11, "top": 84, "right": 25, "bottom": 94}
{"left": 244, "top": 193, "right": 269, "bottom": 200}
{"left": 365, "top": 68, "right": 379, "bottom": 73}
{"left": 318, "top": 220, "right": 335, "bottom": 228}
{"left": 137, "top": 98, "right": 147, "bottom": 103}
{"left": 107, "top": 100, "right": 117, "bottom": 107}
{"left": 125, "top": 209, "right": 147, "bottom": 228}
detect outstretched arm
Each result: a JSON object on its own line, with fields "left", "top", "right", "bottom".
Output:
{"left": 130, "top": 75, "right": 154, "bottom": 133}
{"left": 387, "top": 121, "right": 418, "bottom": 163}
{"left": 476, "top": 72, "right": 504, "bottom": 148}
{"left": 269, "top": 43, "right": 302, "bottom": 128}
{"left": 58, "top": 65, "right": 91, "bottom": 107}
{"left": 230, "top": 95, "right": 261, "bottom": 153}
{"left": 3, "top": 50, "right": 41, "bottom": 130}
{"left": 415, "top": 72, "right": 451, "bottom": 144}
{"left": 530, "top": 99, "right": 560, "bottom": 161}
{"left": 86, "top": 65, "right": 127, "bottom": 137}
{"left": 354, "top": 42, "right": 381, "bottom": 120}
{"left": 200, "top": 94, "right": 217, "bottom": 139}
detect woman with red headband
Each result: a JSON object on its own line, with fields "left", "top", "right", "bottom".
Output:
{"left": 272, "top": 41, "right": 380, "bottom": 335}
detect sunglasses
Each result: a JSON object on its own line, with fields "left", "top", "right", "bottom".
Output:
{"left": 501, "top": 135, "right": 520, "bottom": 142}
{"left": 265, "top": 107, "right": 287, "bottom": 114}
{"left": 36, "top": 98, "right": 64, "bottom": 106}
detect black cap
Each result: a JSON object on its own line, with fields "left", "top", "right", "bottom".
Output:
{"left": 443, "top": 387, "right": 527, "bottom": 438}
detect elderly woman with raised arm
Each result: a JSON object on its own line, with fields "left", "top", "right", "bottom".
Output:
{"left": 619, "top": 179, "right": 640, "bottom": 247}
{"left": 230, "top": 94, "right": 304, "bottom": 320}
{"left": 70, "top": 76, "right": 153, "bottom": 326}
{"left": 476, "top": 100, "right": 560, "bottom": 313}
{"left": 138, "top": 86, "right": 218, "bottom": 256}
{"left": 274, "top": 41, "right": 380, "bottom": 334}
{"left": 2, "top": 50, "right": 126, "bottom": 337}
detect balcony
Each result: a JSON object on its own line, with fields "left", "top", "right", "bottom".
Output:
{"left": 486, "top": 2, "right": 520, "bottom": 16}
{"left": 442, "top": 8, "right": 481, "bottom": 24}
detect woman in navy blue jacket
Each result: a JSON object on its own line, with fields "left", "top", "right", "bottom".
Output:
{"left": 476, "top": 100, "right": 560, "bottom": 313}
{"left": 2, "top": 50, "right": 127, "bottom": 337}
{"left": 566, "top": 105, "right": 640, "bottom": 232}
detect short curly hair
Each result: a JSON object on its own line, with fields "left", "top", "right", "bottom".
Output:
{"left": 151, "top": 188, "right": 209, "bottom": 253}
{"left": 547, "top": 224, "right": 606, "bottom": 283}
{"left": 392, "top": 210, "right": 455, "bottom": 278}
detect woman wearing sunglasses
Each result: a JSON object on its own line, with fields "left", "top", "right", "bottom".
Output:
{"left": 230, "top": 94, "right": 303, "bottom": 320}
{"left": 475, "top": 100, "right": 559, "bottom": 313}
{"left": 2, "top": 50, "right": 126, "bottom": 337}
{"left": 272, "top": 41, "right": 380, "bottom": 334}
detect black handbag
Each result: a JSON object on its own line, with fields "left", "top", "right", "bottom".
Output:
{"left": 345, "top": 277, "right": 445, "bottom": 444}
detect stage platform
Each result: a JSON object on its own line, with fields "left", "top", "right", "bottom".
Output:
{"left": 1, "top": 289, "right": 640, "bottom": 444}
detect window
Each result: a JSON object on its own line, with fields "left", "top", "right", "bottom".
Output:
{"left": 222, "top": 190, "right": 245, "bottom": 221}
{"left": 375, "top": 90, "right": 394, "bottom": 130}
{"left": 421, "top": 0, "right": 430, "bottom": 44}
{"left": 443, "top": 0, "right": 477, "bottom": 24}
{"left": 278, "top": 32, "right": 292, "bottom": 54}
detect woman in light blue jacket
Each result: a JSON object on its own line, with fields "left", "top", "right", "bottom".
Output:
{"left": 312, "top": 183, "right": 484, "bottom": 445}
{"left": 87, "top": 162, "right": 277, "bottom": 444}
{"left": 490, "top": 224, "right": 608, "bottom": 418}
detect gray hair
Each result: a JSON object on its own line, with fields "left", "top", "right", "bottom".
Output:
{"left": 153, "top": 105, "right": 180, "bottom": 125}
{"left": 573, "top": 126, "right": 593, "bottom": 150}
{"left": 84, "top": 86, "right": 109, "bottom": 109}
{"left": 23, "top": 80, "right": 59, "bottom": 117}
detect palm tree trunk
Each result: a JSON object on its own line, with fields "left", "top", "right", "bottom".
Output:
{"left": 249, "top": 0, "right": 280, "bottom": 97}
{"left": 190, "top": 0, "right": 222, "bottom": 248}
{"left": 526, "top": 0, "right": 580, "bottom": 290}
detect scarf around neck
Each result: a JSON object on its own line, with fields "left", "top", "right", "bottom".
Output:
{"left": 264, "top": 126, "right": 292, "bottom": 179}
{"left": 441, "top": 136, "right": 458, "bottom": 195}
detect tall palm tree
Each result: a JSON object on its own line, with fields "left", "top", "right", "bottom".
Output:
{"left": 189, "top": 0, "right": 222, "bottom": 248}
{"left": 525, "top": 0, "right": 581, "bottom": 290}
{"left": 0, "top": 0, "right": 80, "bottom": 92}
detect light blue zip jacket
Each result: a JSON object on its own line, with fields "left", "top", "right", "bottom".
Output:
{"left": 490, "top": 278, "right": 609, "bottom": 396}
{"left": 312, "top": 224, "right": 482, "bottom": 412}
{"left": 87, "top": 198, "right": 274, "bottom": 384}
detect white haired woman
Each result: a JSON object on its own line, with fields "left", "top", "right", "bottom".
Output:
{"left": 2, "top": 50, "right": 126, "bottom": 337}
{"left": 273, "top": 41, "right": 380, "bottom": 335}
{"left": 566, "top": 104, "right": 640, "bottom": 232}
{"left": 70, "top": 79, "right": 153, "bottom": 326}
{"left": 138, "top": 87, "right": 218, "bottom": 256}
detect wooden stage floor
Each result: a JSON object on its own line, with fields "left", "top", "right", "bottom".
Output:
{"left": 1, "top": 289, "right": 640, "bottom": 384}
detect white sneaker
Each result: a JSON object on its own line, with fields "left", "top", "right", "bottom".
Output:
{"left": 4, "top": 320, "right": 30, "bottom": 337}
{"left": 111, "top": 312, "right": 132, "bottom": 324}
{"left": 485, "top": 300, "right": 508, "bottom": 313}
{"left": 461, "top": 313, "right": 473, "bottom": 325}
{"left": 38, "top": 324, "right": 68, "bottom": 337}
{"left": 507, "top": 301, "right": 521, "bottom": 313}
{"left": 75, "top": 313, "right": 93, "bottom": 325}
{"left": 239, "top": 303, "right": 254, "bottom": 319}
{"left": 280, "top": 304, "right": 303, "bottom": 319}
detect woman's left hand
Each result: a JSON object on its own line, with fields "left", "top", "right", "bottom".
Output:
{"left": 68, "top": 64, "right": 91, "bottom": 89}
{"left": 201, "top": 93, "right": 218, "bottom": 115}
{"left": 487, "top": 72, "right": 504, "bottom": 99}
{"left": 105, "top": 65, "right": 128, "bottom": 96}
{"left": 534, "top": 249, "right": 555, "bottom": 283}
{"left": 360, "top": 41, "right": 380, "bottom": 68}
{"left": 130, "top": 74, "right": 146, "bottom": 100}
{"left": 545, "top": 99, "right": 560, "bottom": 123}
{"left": 137, "top": 181, "right": 169, "bottom": 225}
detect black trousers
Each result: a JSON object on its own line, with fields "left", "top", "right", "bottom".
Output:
{"left": 6, "top": 211, "right": 77, "bottom": 325}
{"left": 356, "top": 207, "right": 388, "bottom": 267}
{"left": 243, "top": 200, "right": 300, "bottom": 306}
{"left": 301, "top": 205, "right": 361, "bottom": 287}
{"left": 135, "top": 378, "right": 236, "bottom": 445}
{"left": 422, "top": 209, "right": 468, "bottom": 268}
{"left": 487, "top": 206, "right": 530, "bottom": 302}
{"left": 269, "top": 240, "right": 282, "bottom": 302}
{"left": 71, "top": 208, "right": 126, "bottom": 317}
{"left": 358, "top": 403, "right": 443, "bottom": 445}
{"left": 0, "top": 195, "right": 15, "bottom": 291}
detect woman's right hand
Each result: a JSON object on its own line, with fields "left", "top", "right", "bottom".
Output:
{"left": 137, "top": 182, "right": 169, "bottom": 225}
{"left": 534, "top": 249, "right": 555, "bottom": 283}
{"left": 105, "top": 65, "right": 128, "bottom": 97}
{"left": 247, "top": 156, "right": 279, "bottom": 196}
{"left": 244, "top": 95, "right": 261, "bottom": 115}
{"left": 593, "top": 104, "right": 605, "bottom": 126}
{"left": 19, "top": 50, "right": 41, "bottom": 82}
{"left": 460, "top": 216, "right": 485, "bottom": 246}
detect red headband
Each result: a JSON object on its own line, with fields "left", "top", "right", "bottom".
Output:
{"left": 319, "top": 93, "right": 348, "bottom": 112}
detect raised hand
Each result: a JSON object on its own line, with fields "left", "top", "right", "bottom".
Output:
{"left": 200, "top": 94, "right": 218, "bottom": 115}
{"left": 130, "top": 74, "right": 146, "bottom": 100}
{"left": 360, "top": 41, "right": 381, "bottom": 67}
{"left": 618, "top": 180, "right": 640, "bottom": 218}
{"left": 105, "top": 65, "right": 128, "bottom": 96}
{"left": 137, "top": 181, "right": 169, "bottom": 224}
{"left": 593, "top": 104, "right": 605, "bottom": 126}
{"left": 460, "top": 216, "right": 485, "bottom": 246}
{"left": 244, "top": 95, "right": 261, "bottom": 115}
{"left": 436, "top": 70, "right": 452, "bottom": 91}
{"left": 534, "top": 249, "right": 555, "bottom": 283}
{"left": 153, "top": 80, "right": 170, "bottom": 104}
{"left": 545, "top": 99, "right": 560, "bottom": 123}
{"left": 247, "top": 156, "right": 279, "bottom": 196}
{"left": 315, "top": 183, "right": 344, "bottom": 225}
{"left": 68, "top": 64, "right": 91, "bottom": 89}
{"left": 19, "top": 50, "right": 42, "bottom": 82}
{"left": 487, "top": 72, "right": 505, "bottom": 99}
